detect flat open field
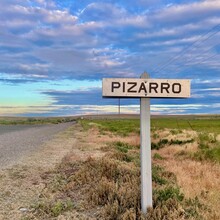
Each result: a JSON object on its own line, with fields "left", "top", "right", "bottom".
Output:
{"left": 0, "top": 115, "right": 219, "bottom": 219}
{"left": 81, "top": 114, "right": 220, "bottom": 134}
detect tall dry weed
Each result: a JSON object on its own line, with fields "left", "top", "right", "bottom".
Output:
{"left": 65, "top": 150, "right": 205, "bottom": 220}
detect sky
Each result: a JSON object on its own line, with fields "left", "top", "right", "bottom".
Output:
{"left": 0, "top": 0, "right": 220, "bottom": 116}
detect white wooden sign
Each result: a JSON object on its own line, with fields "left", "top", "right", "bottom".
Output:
{"left": 102, "top": 73, "right": 191, "bottom": 214}
{"left": 102, "top": 78, "right": 190, "bottom": 98}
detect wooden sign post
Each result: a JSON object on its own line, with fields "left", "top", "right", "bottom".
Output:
{"left": 102, "top": 73, "right": 191, "bottom": 214}
{"left": 140, "top": 72, "right": 152, "bottom": 213}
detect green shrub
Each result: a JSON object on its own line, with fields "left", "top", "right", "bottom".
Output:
{"left": 151, "top": 139, "right": 169, "bottom": 150}
{"left": 193, "top": 132, "right": 220, "bottom": 163}
{"left": 169, "top": 139, "right": 194, "bottom": 145}
{"left": 153, "top": 153, "right": 164, "bottom": 160}
{"left": 154, "top": 186, "right": 184, "bottom": 203}
{"left": 152, "top": 133, "right": 159, "bottom": 139}
{"left": 32, "top": 199, "right": 73, "bottom": 217}
{"left": 152, "top": 165, "right": 167, "bottom": 185}
{"left": 114, "top": 141, "right": 134, "bottom": 153}
{"left": 193, "top": 145, "right": 220, "bottom": 163}
{"left": 198, "top": 133, "right": 216, "bottom": 150}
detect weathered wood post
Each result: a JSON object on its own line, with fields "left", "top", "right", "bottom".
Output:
{"left": 140, "top": 72, "right": 152, "bottom": 213}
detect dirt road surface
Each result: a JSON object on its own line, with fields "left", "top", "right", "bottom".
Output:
{"left": 0, "top": 122, "right": 79, "bottom": 219}
{"left": 0, "top": 122, "right": 75, "bottom": 169}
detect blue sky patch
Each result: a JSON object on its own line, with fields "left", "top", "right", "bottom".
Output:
{"left": 0, "top": 0, "right": 220, "bottom": 116}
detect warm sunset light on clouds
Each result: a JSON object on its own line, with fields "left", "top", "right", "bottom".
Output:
{"left": 0, "top": 0, "right": 220, "bottom": 116}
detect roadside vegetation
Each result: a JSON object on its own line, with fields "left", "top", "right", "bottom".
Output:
{"left": 79, "top": 119, "right": 140, "bottom": 136}
{"left": 79, "top": 115, "right": 220, "bottom": 134}
{"left": 20, "top": 116, "right": 220, "bottom": 219}
{"left": 193, "top": 133, "right": 220, "bottom": 163}
{"left": 28, "top": 139, "right": 206, "bottom": 220}
{"left": 0, "top": 117, "right": 75, "bottom": 125}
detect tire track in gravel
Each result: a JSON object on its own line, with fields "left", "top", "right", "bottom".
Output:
{"left": 0, "top": 122, "right": 75, "bottom": 169}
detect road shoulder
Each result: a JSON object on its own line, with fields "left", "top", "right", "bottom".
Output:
{"left": 0, "top": 124, "right": 77, "bottom": 219}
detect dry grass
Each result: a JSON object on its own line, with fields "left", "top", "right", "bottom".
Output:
{"left": 1, "top": 120, "right": 219, "bottom": 219}
{"left": 31, "top": 153, "right": 205, "bottom": 219}
{"left": 158, "top": 157, "right": 220, "bottom": 218}
{"left": 155, "top": 131, "right": 220, "bottom": 219}
{"left": 84, "top": 127, "right": 140, "bottom": 148}
{"left": 86, "top": 124, "right": 219, "bottom": 219}
{"left": 54, "top": 123, "right": 220, "bottom": 219}
{"left": 27, "top": 123, "right": 214, "bottom": 219}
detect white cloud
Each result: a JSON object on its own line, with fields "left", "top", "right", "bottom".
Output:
{"left": 152, "top": 0, "right": 220, "bottom": 24}
{"left": 136, "top": 20, "right": 218, "bottom": 39}
{"left": 41, "top": 9, "right": 78, "bottom": 24}
{"left": 80, "top": 2, "right": 149, "bottom": 28}
{"left": 193, "top": 79, "right": 220, "bottom": 84}
{"left": 200, "top": 88, "right": 220, "bottom": 91}
{"left": 81, "top": 2, "right": 127, "bottom": 19}
{"left": 0, "top": 0, "right": 219, "bottom": 89}
{"left": 19, "top": 63, "right": 50, "bottom": 72}
{"left": 122, "top": 16, "right": 149, "bottom": 27}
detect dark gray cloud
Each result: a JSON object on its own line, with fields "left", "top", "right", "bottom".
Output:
{"left": 42, "top": 88, "right": 121, "bottom": 105}
{"left": 42, "top": 84, "right": 219, "bottom": 108}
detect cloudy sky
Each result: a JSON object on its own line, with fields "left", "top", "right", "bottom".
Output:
{"left": 0, "top": 0, "right": 220, "bottom": 116}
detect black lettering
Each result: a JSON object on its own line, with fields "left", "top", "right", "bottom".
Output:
{"left": 149, "top": 83, "right": 158, "bottom": 93}
{"left": 138, "top": 82, "right": 147, "bottom": 93}
{"left": 161, "top": 83, "right": 170, "bottom": 93}
{"left": 123, "top": 82, "right": 125, "bottom": 93}
{"left": 112, "top": 82, "right": 120, "bottom": 92}
{"left": 127, "top": 82, "right": 137, "bottom": 93}
{"left": 172, "top": 83, "right": 181, "bottom": 93}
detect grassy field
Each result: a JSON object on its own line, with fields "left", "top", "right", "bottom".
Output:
{"left": 80, "top": 117, "right": 220, "bottom": 163}
{"left": 79, "top": 115, "right": 220, "bottom": 134}
{"left": 2, "top": 115, "right": 219, "bottom": 219}
{"left": 1, "top": 115, "right": 219, "bottom": 133}
{"left": 151, "top": 117, "right": 220, "bottom": 134}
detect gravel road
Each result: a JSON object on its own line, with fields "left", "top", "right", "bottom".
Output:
{"left": 0, "top": 122, "right": 75, "bottom": 169}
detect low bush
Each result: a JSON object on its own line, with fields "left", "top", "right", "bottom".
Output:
{"left": 193, "top": 146, "right": 220, "bottom": 163}
{"left": 66, "top": 155, "right": 203, "bottom": 219}
{"left": 153, "top": 153, "right": 164, "bottom": 160}
{"left": 198, "top": 133, "right": 216, "bottom": 149}
{"left": 192, "top": 132, "right": 220, "bottom": 163}
{"left": 152, "top": 138, "right": 194, "bottom": 150}
{"left": 113, "top": 141, "right": 134, "bottom": 153}
{"left": 151, "top": 139, "right": 169, "bottom": 150}
{"left": 170, "top": 139, "right": 194, "bottom": 145}
{"left": 154, "top": 186, "right": 184, "bottom": 203}
{"left": 32, "top": 199, "right": 73, "bottom": 218}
